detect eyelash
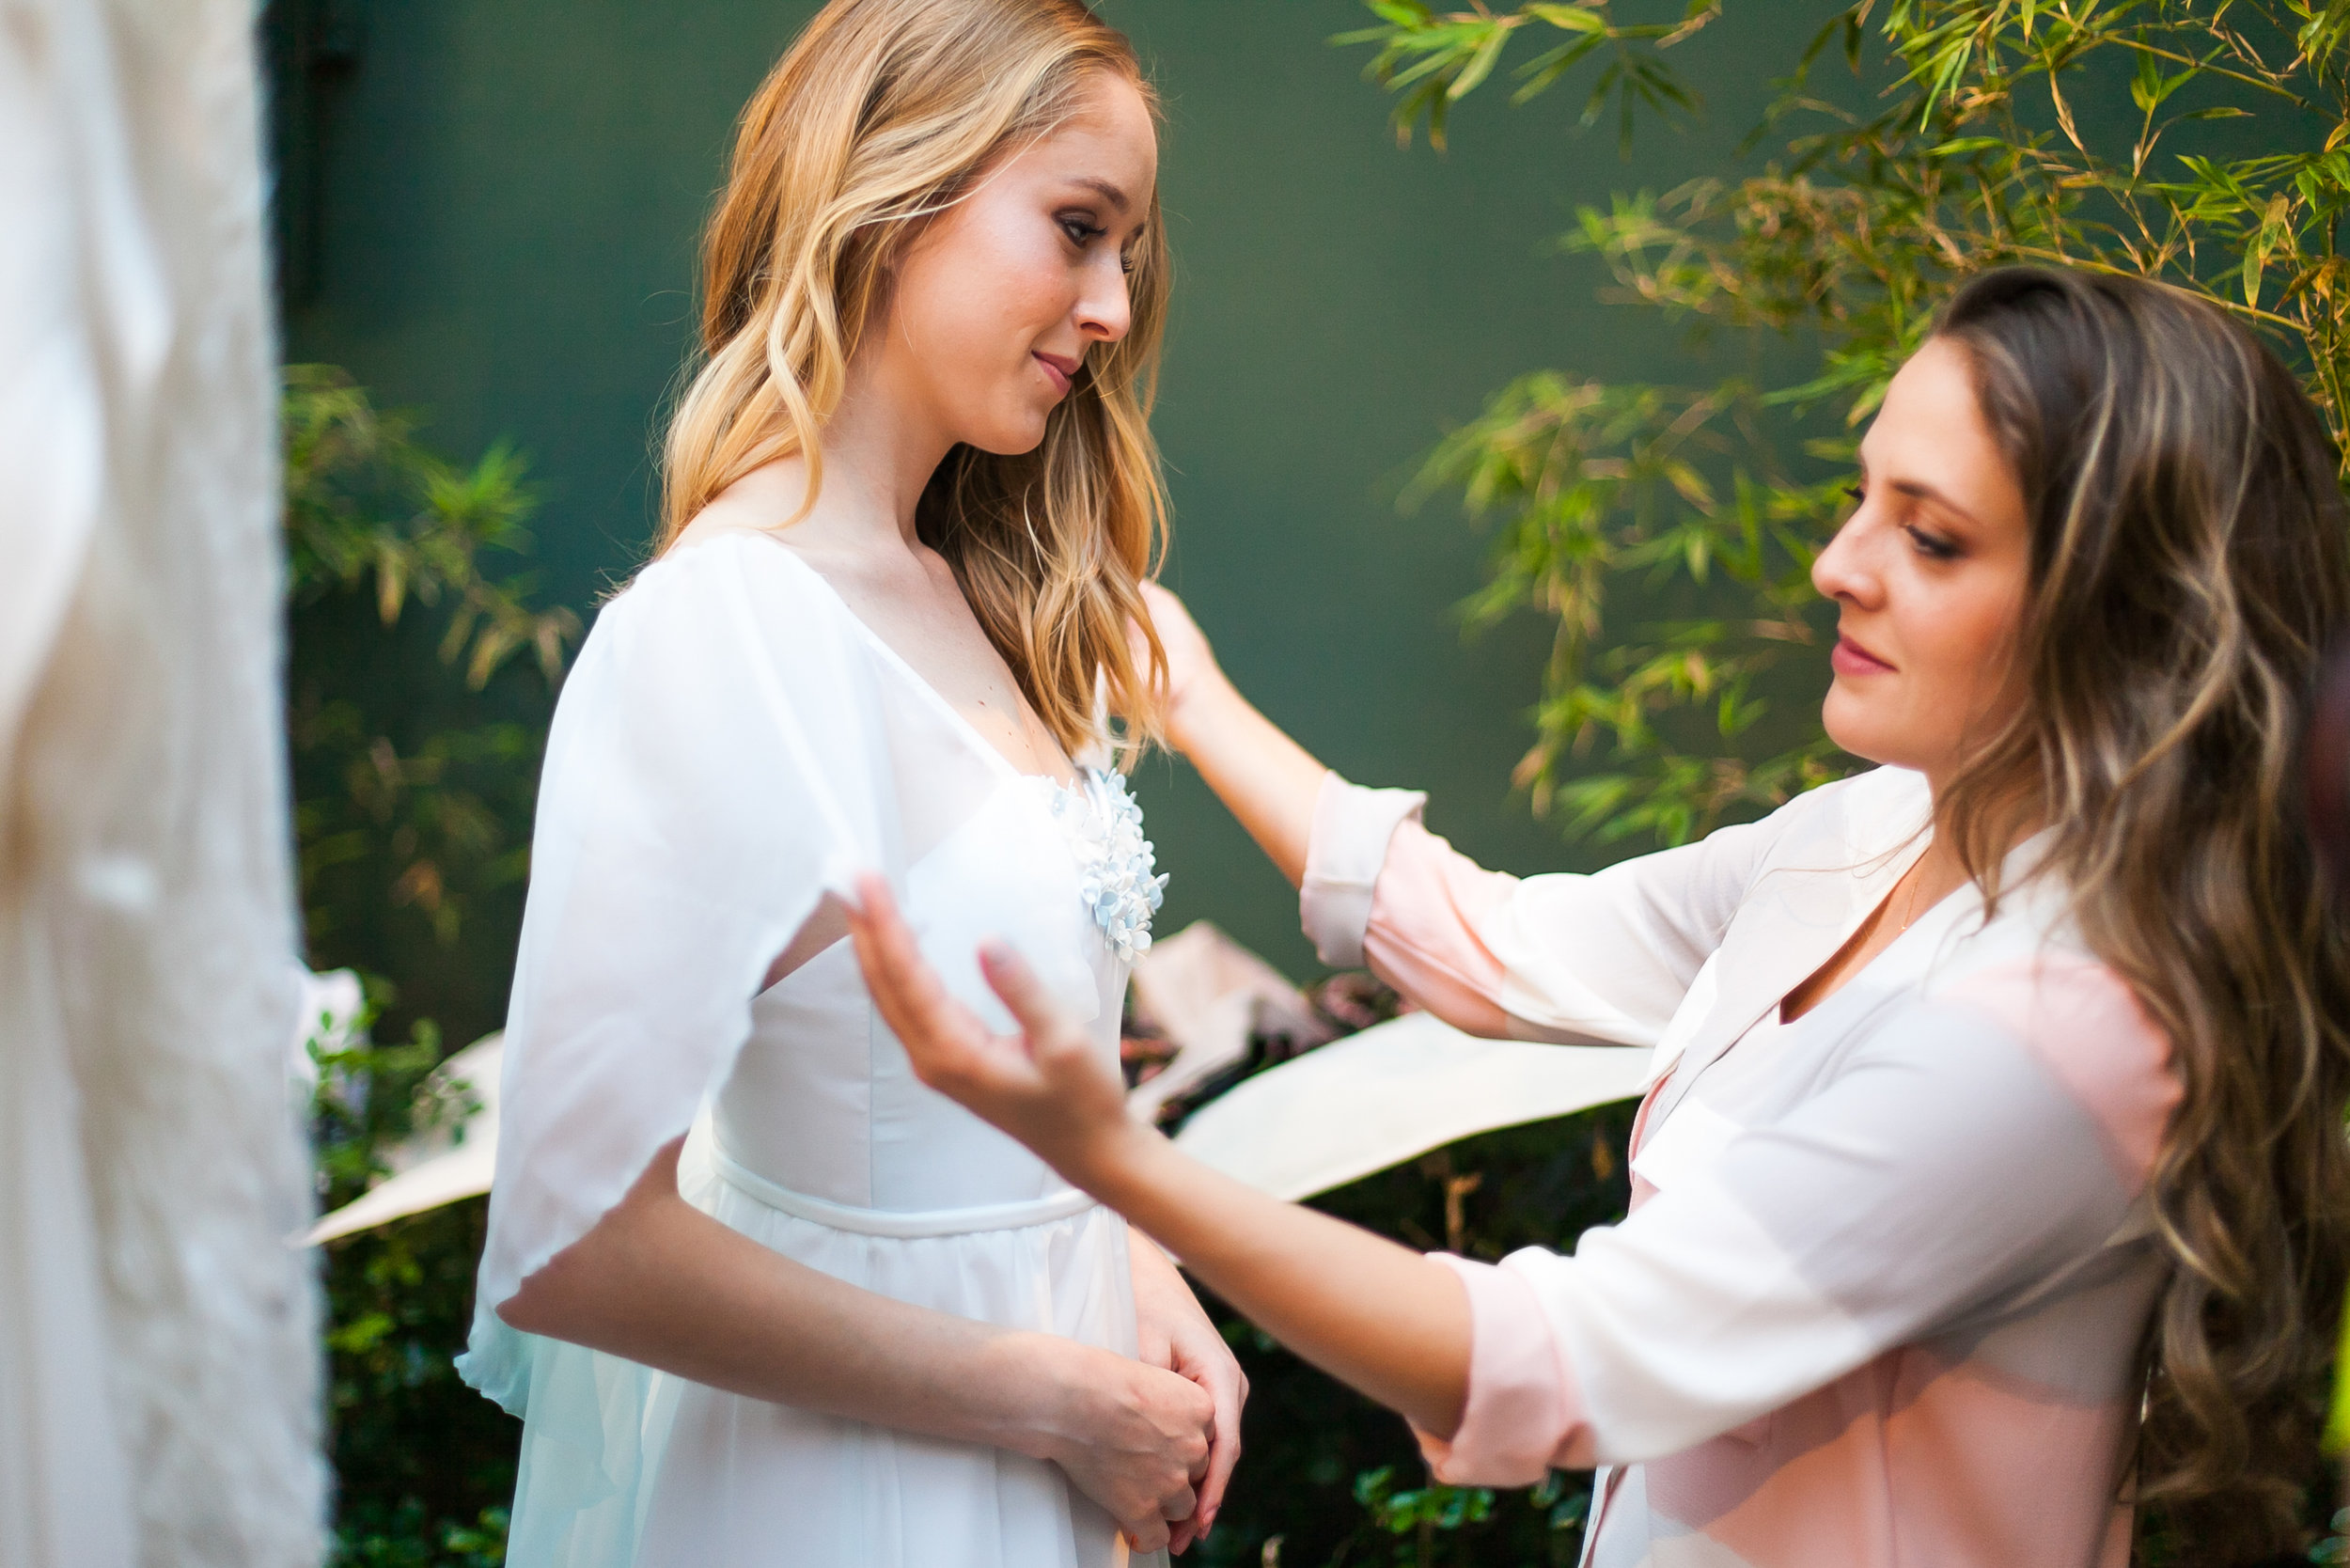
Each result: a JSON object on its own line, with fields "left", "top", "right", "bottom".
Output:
{"left": 1059, "top": 217, "right": 1137, "bottom": 274}
{"left": 1846, "top": 482, "right": 1960, "bottom": 560}
{"left": 1905, "top": 525, "right": 1961, "bottom": 561}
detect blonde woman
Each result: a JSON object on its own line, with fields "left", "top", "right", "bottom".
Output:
{"left": 851, "top": 267, "right": 2350, "bottom": 1564}
{"left": 455, "top": 3, "right": 1242, "bottom": 1563}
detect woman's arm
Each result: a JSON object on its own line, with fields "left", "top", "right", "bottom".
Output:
{"left": 1145, "top": 583, "right": 1325, "bottom": 886}
{"left": 844, "top": 875, "right": 1475, "bottom": 1438}
{"left": 850, "top": 879, "right": 2168, "bottom": 1484}
{"left": 499, "top": 1139, "right": 1214, "bottom": 1553}
{"left": 1144, "top": 585, "right": 1773, "bottom": 1044}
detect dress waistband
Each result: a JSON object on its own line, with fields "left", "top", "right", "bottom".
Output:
{"left": 711, "top": 1142, "right": 1098, "bottom": 1238}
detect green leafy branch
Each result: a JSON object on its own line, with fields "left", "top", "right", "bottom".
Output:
{"left": 1337, "top": 1, "right": 1721, "bottom": 151}
{"left": 285, "top": 364, "right": 578, "bottom": 690}
{"left": 1345, "top": 0, "right": 2350, "bottom": 845}
{"left": 284, "top": 368, "right": 575, "bottom": 953}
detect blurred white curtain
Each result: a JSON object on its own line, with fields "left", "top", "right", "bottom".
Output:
{"left": 0, "top": 0, "right": 325, "bottom": 1565}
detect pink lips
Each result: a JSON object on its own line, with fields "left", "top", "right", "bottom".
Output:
{"left": 1830, "top": 635, "right": 1896, "bottom": 677}
{"left": 1032, "top": 352, "right": 1078, "bottom": 396}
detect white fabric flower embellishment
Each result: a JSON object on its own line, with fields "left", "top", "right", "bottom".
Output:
{"left": 1041, "top": 767, "right": 1167, "bottom": 964}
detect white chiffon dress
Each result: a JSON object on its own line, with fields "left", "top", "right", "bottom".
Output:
{"left": 456, "top": 530, "right": 1169, "bottom": 1568}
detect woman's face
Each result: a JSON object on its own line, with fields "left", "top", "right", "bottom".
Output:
{"left": 1812, "top": 337, "right": 2033, "bottom": 786}
{"left": 874, "top": 73, "right": 1156, "bottom": 457}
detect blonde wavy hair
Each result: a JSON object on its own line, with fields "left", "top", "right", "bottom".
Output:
{"left": 658, "top": 0, "right": 1168, "bottom": 754}
{"left": 1934, "top": 266, "right": 2350, "bottom": 1556}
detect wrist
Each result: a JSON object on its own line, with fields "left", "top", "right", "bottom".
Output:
{"left": 1165, "top": 665, "right": 1241, "bottom": 758}
{"left": 1007, "top": 1331, "right": 1111, "bottom": 1466}
{"left": 1063, "top": 1112, "right": 1163, "bottom": 1207}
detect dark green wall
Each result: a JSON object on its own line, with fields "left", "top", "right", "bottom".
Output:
{"left": 283, "top": 0, "right": 1843, "bottom": 975}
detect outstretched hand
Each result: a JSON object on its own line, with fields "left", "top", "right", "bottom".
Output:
{"left": 844, "top": 874, "right": 1149, "bottom": 1192}
{"left": 1134, "top": 581, "right": 1226, "bottom": 748}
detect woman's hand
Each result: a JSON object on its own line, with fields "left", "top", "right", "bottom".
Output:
{"left": 1133, "top": 1239, "right": 1247, "bottom": 1552}
{"left": 1029, "top": 1336, "right": 1214, "bottom": 1554}
{"left": 1131, "top": 582, "right": 1329, "bottom": 886}
{"left": 1136, "top": 582, "right": 1228, "bottom": 752}
{"left": 847, "top": 870, "right": 1475, "bottom": 1462}
{"left": 842, "top": 874, "right": 1234, "bottom": 1547}
{"left": 845, "top": 873, "right": 1145, "bottom": 1187}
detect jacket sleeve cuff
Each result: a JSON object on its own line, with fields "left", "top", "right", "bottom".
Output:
{"left": 1413, "top": 1252, "right": 1590, "bottom": 1487}
{"left": 1299, "top": 771, "right": 1427, "bottom": 967}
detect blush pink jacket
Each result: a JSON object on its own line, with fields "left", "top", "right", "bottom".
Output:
{"left": 1300, "top": 766, "right": 2177, "bottom": 1568}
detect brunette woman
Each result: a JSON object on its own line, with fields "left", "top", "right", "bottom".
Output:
{"left": 851, "top": 266, "right": 2350, "bottom": 1563}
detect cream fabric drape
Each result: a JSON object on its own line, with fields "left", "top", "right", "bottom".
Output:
{"left": 0, "top": 2, "right": 324, "bottom": 1564}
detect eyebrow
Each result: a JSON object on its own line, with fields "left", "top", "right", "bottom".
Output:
{"left": 1887, "top": 478, "right": 1982, "bottom": 528}
{"left": 1070, "top": 176, "right": 1132, "bottom": 214}
{"left": 1856, "top": 456, "right": 1983, "bottom": 528}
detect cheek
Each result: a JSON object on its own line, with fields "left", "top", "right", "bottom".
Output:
{"left": 901, "top": 212, "right": 1071, "bottom": 361}
{"left": 1912, "top": 585, "right": 2020, "bottom": 713}
{"left": 1825, "top": 568, "right": 2024, "bottom": 767}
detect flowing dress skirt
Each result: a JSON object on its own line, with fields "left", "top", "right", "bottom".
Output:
{"left": 488, "top": 1128, "right": 1163, "bottom": 1568}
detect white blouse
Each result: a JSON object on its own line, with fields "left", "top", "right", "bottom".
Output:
{"left": 1302, "top": 767, "right": 2178, "bottom": 1568}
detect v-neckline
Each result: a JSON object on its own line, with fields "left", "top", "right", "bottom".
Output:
{"left": 690, "top": 528, "right": 1084, "bottom": 793}
{"left": 1777, "top": 848, "right": 1955, "bottom": 1025}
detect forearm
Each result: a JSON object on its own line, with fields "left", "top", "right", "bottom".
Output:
{"left": 499, "top": 1145, "right": 1080, "bottom": 1459}
{"left": 1092, "top": 1125, "right": 1470, "bottom": 1438}
{"left": 1168, "top": 672, "right": 1326, "bottom": 887}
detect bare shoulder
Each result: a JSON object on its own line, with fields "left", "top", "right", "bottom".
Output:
{"left": 667, "top": 489, "right": 790, "bottom": 557}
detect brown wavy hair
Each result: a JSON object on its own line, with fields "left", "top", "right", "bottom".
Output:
{"left": 658, "top": 0, "right": 1168, "bottom": 755}
{"left": 1933, "top": 265, "right": 2350, "bottom": 1555}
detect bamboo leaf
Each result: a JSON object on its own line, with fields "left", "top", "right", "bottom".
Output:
{"left": 1449, "top": 24, "right": 1512, "bottom": 100}
{"left": 1524, "top": 3, "right": 1606, "bottom": 33}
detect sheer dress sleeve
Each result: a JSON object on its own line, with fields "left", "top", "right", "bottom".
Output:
{"left": 460, "top": 540, "right": 908, "bottom": 1411}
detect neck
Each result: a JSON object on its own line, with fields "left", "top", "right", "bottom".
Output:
{"left": 1917, "top": 764, "right": 2040, "bottom": 904}
{"left": 776, "top": 348, "right": 957, "bottom": 555}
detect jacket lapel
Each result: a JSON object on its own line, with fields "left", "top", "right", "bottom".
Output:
{"left": 1640, "top": 786, "right": 1931, "bottom": 1128}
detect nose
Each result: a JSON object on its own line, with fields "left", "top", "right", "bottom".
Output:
{"left": 1073, "top": 249, "right": 1132, "bottom": 346}
{"left": 1811, "top": 503, "right": 1885, "bottom": 611}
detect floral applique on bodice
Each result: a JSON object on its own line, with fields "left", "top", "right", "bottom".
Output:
{"left": 1031, "top": 767, "right": 1167, "bottom": 964}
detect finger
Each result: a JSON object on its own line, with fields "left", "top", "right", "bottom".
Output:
{"left": 1123, "top": 1517, "right": 1171, "bottom": 1555}
{"left": 1157, "top": 1481, "right": 1198, "bottom": 1525}
{"left": 1195, "top": 1365, "right": 1244, "bottom": 1529}
{"left": 847, "top": 876, "right": 989, "bottom": 1072}
{"left": 845, "top": 874, "right": 937, "bottom": 1013}
{"left": 975, "top": 937, "right": 1083, "bottom": 1055}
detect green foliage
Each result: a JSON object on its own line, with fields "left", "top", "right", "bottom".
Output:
{"left": 329, "top": 1501, "right": 509, "bottom": 1568}
{"left": 285, "top": 365, "right": 576, "bottom": 689}
{"left": 1337, "top": 0, "right": 1718, "bottom": 151}
{"left": 1351, "top": 1466, "right": 1494, "bottom": 1564}
{"left": 1344, "top": 0, "right": 2350, "bottom": 846}
{"left": 287, "top": 367, "right": 566, "bottom": 1565}
{"left": 285, "top": 366, "right": 576, "bottom": 958}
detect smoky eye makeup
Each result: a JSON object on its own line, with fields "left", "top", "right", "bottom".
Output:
{"left": 1904, "top": 521, "right": 1962, "bottom": 560}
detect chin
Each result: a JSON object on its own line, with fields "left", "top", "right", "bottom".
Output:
{"left": 964, "top": 411, "right": 1052, "bottom": 458}
{"left": 1820, "top": 691, "right": 1897, "bottom": 770}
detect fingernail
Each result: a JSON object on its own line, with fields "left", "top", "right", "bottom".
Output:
{"left": 978, "top": 937, "right": 1013, "bottom": 966}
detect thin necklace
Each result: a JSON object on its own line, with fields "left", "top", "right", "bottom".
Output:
{"left": 1891, "top": 867, "right": 1931, "bottom": 934}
